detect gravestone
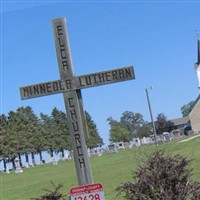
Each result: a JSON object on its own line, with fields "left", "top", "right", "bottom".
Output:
{"left": 107, "top": 144, "right": 118, "bottom": 153}
{"left": 6, "top": 166, "right": 10, "bottom": 174}
{"left": 134, "top": 138, "right": 141, "bottom": 147}
{"left": 51, "top": 157, "right": 58, "bottom": 165}
{"left": 14, "top": 158, "right": 23, "bottom": 174}
{"left": 20, "top": 18, "right": 135, "bottom": 186}
{"left": 25, "top": 162, "right": 30, "bottom": 168}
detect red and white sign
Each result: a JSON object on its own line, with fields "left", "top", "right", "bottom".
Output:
{"left": 69, "top": 183, "right": 105, "bottom": 200}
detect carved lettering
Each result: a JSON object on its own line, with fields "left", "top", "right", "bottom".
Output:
{"left": 78, "top": 158, "right": 85, "bottom": 168}
{"left": 79, "top": 77, "right": 85, "bottom": 86}
{"left": 20, "top": 67, "right": 134, "bottom": 99}
{"left": 58, "top": 81, "right": 65, "bottom": 90}
{"left": 60, "top": 48, "right": 66, "bottom": 59}
{"left": 62, "top": 60, "right": 68, "bottom": 71}
{"left": 56, "top": 25, "right": 63, "bottom": 35}
{"left": 76, "top": 67, "right": 133, "bottom": 89}
{"left": 22, "top": 87, "right": 29, "bottom": 97}
{"left": 92, "top": 74, "right": 97, "bottom": 83}
{"left": 68, "top": 97, "right": 74, "bottom": 107}
{"left": 118, "top": 69, "right": 124, "bottom": 79}
{"left": 65, "top": 79, "right": 72, "bottom": 89}
{"left": 39, "top": 84, "right": 46, "bottom": 94}
{"left": 46, "top": 83, "right": 52, "bottom": 93}
{"left": 33, "top": 86, "right": 39, "bottom": 94}
{"left": 72, "top": 121, "right": 79, "bottom": 131}
{"left": 98, "top": 73, "right": 105, "bottom": 82}
{"left": 76, "top": 146, "right": 83, "bottom": 156}
{"left": 112, "top": 70, "right": 118, "bottom": 80}
{"left": 125, "top": 68, "right": 132, "bottom": 77}
{"left": 105, "top": 72, "right": 111, "bottom": 81}
{"left": 52, "top": 82, "right": 59, "bottom": 91}
{"left": 58, "top": 37, "right": 64, "bottom": 47}
{"left": 85, "top": 76, "right": 91, "bottom": 85}
{"left": 74, "top": 134, "right": 81, "bottom": 145}
{"left": 56, "top": 24, "right": 69, "bottom": 71}
{"left": 70, "top": 109, "right": 77, "bottom": 120}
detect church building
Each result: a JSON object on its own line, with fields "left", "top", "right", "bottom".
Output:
{"left": 189, "top": 34, "right": 200, "bottom": 133}
{"left": 189, "top": 95, "right": 200, "bottom": 133}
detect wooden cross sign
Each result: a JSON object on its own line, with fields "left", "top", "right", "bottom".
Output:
{"left": 19, "top": 18, "right": 135, "bottom": 186}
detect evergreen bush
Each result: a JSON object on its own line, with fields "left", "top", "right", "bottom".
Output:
{"left": 116, "top": 151, "right": 200, "bottom": 200}
{"left": 31, "top": 181, "right": 67, "bottom": 200}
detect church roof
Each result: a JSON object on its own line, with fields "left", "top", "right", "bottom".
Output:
{"left": 170, "top": 116, "right": 190, "bottom": 126}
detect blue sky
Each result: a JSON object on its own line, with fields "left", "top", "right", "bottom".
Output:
{"left": 1, "top": 1, "right": 200, "bottom": 145}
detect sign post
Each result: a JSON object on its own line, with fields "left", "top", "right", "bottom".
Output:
{"left": 19, "top": 18, "right": 135, "bottom": 186}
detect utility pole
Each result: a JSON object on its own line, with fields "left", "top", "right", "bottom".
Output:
{"left": 145, "top": 87, "right": 157, "bottom": 145}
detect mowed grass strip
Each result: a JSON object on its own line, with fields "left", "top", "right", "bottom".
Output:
{"left": 1, "top": 136, "right": 200, "bottom": 200}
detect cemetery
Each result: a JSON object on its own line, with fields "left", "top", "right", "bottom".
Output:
{"left": 1, "top": 136, "right": 200, "bottom": 199}
{"left": 1, "top": 3, "right": 200, "bottom": 200}
{"left": 0, "top": 131, "right": 199, "bottom": 173}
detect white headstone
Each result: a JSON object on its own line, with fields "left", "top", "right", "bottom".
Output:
{"left": 14, "top": 158, "right": 23, "bottom": 174}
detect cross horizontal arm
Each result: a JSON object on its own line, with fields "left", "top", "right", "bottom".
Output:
{"left": 20, "top": 66, "right": 135, "bottom": 100}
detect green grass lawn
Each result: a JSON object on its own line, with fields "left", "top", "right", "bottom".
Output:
{"left": 1, "top": 136, "right": 200, "bottom": 200}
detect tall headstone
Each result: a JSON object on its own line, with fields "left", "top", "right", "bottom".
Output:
{"left": 15, "top": 158, "right": 23, "bottom": 174}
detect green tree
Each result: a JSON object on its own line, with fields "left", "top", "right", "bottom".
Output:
{"left": 181, "top": 101, "right": 195, "bottom": 117}
{"left": 40, "top": 113, "right": 57, "bottom": 157}
{"left": 107, "top": 117, "right": 124, "bottom": 143}
{"left": 120, "top": 111, "right": 145, "bottom": 133}
{"left": 109, "top": 124, "right": 130, "bottom": 142}
{"left": 155, "top": 113, "right": 174, "bottom": 135}
{"left": 107, "top": 111, "right": 146, "bottom": 143}
{"left": 85, "top": 111, "right": 104, "bottom": 148}
{"left": 19, "top": 107, "right": 41, "bottom": 166}
{"left": 135, "top": 123, "right": 153, "bottom": 138}
{"left": 6, "top": 107, "right": 41, "bottom": 166}
{"left": 0, "top": 114, "right": 8, "bottom": 171}
{"left": 107, "top": 117, "right": 122, "bottom": 129}
{"left": 5, "top": 110, "right": 23, "bottom": 168}
{"left": 51, "top": 107, "right": 71, "bottom": 157}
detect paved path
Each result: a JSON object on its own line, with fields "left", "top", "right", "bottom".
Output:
{"left": 178, "top": 134, "right": 200, "bottom": 143}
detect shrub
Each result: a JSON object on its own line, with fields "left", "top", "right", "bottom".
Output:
{"left": 31, "top": 181, "right": 67, "bottom": 200}
{"left": 116, "top": 151, "right": 200, "bottom": 200}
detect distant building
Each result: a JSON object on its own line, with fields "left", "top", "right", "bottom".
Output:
{"left": 190, "top": 33, "right": 200, "bottom": 133}
{"left": 170, "top": 35, "right": 200, "bottom": 135}
{"left": 170, "top": 116, "right": 191, "bottom": 135}
{"left": 169, "top": 95, "right": 200, "bottom": 135}
{"left": 189, "top": 95, "right": 200, "bottom": 133}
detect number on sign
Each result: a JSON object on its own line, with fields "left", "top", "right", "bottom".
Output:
{"left": 74, "top": 194, "right": 100, "bottom": 200}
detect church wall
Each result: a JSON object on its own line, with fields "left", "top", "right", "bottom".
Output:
{"left": 189, "top": 99, "right": 200, "bottom": 133}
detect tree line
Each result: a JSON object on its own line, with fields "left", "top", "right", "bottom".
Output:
{"left": 0, "top": 100, "right": 191, "bottom": 171}
{"left": 107, "top": 99, "right": 195, "bottom": 143}
{"left": 0, "top": 106, "right": 103, "bottom": 171}
{"left": 107, "top": 111, "right": 174, "bottom": 143}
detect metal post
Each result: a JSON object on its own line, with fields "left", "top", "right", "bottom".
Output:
{"left": 145, "top": 87, "right": 157, "bottom": 145}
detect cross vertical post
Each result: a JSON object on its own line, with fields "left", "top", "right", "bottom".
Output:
{"left": 52, "top": 18, "right": 93, "bottom": 185}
